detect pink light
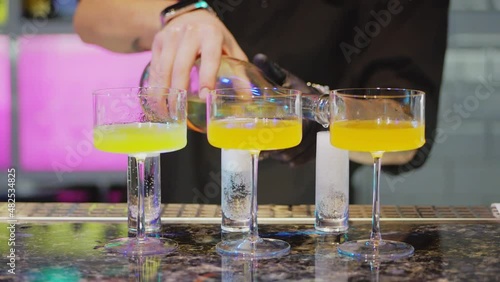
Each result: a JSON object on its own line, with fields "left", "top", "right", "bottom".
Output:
{"left": 18, "top": 34, "right": 152, "bottom": 172}
{"left": 0, "top": 36, "right": 10, "bottom": 169}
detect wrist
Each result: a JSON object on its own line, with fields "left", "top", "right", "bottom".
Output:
{"left": 160, "top": 0, "right": 216, "bottom": 26}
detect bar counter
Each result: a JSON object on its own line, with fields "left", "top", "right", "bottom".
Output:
{"left": 1, "top": 203, "right": 499, "bottom": 281}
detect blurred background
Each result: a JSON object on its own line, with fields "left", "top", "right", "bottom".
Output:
{"left": 0, "top": 0, "right": 499, "bottom": 205}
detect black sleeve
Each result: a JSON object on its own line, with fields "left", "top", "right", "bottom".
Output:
{"left": 337, "top": 0, "right": 450, "bottom": 174}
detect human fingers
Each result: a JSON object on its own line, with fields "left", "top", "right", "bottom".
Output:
{"left": 198, "top": 25, "right": 223, "bottom": 99}
{"left": 171, "top": 24, "right": 201, "bottom": 93}
{"left": 149, "top": 25, "right": 182, "bottom": 87}
{"left": 147, "top": 38, "right": 162, "bottom": 87}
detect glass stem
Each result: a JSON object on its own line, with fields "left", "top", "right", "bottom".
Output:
{"left": 249, "top": 151, "right": 260, "bottom": 242}
{"left": 370, "top": 155, "right": 383, "bottom": 243}
{"left": 136, "top": 155, "right": 147, "bottom": 241}
{"left": 370, "top": 260, "right": 381, "bottom": 282}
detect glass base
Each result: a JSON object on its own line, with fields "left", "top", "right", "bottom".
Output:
{"left": 216, "top": 237, "right": 290, "bottom": 259}
{"left": 338, "top": 240, "right": 414, "bottom": 261}
{"left": 105, "top": 237, "right": 178, "bottom": 256}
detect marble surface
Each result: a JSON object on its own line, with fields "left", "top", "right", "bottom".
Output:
{"left": 0, "top": 221, "right": 499, "bottom": 281}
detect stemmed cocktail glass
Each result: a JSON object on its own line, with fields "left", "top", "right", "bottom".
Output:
{"left": 93, "top": 87, "right": 187, "bottom": 256}
{"left": 207, "top": 88, "right": 302, "bottom": 258}
{"left": 330, "top": 88, "right": 425, "bottom": 260}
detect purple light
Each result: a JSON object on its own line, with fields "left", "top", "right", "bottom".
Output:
{"left": 0, "top": 36, "right": 10, "bottom": 169}
{"left": 18, "top": 34, "right": 152, "bottom": 171}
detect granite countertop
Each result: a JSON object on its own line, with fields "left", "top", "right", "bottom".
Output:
{"left": 1, "top": 220, "right": 499, "bottom": 281}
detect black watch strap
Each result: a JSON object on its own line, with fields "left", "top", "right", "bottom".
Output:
{"left": 160, "top": 0, "right": 215, "bottom": 26}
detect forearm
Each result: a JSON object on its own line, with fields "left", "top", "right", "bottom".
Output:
{"left": 74, "top": 0, "right": 177, "bottom": 53}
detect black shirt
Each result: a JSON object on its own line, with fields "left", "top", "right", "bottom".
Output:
{"left": 160, "top": 0, "right": 449, "bottom": 204}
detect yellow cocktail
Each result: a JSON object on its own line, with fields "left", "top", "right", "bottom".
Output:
{"left": 330, "top": 120, "right": 425, "bottom": 152}
{"left": 94, "top": 122, "right": 186, "bottom": 154}
{"left": 208, "top": 88, "right": 302, "bottom": 258}
{"left": 93, "top": 87, "right": 186, "bottom": 256}
{"left": 208, "top": 118, "right": 302, "bottom": 151}
{"left": 330, "top": 88, "right": 425, "bottom": 261}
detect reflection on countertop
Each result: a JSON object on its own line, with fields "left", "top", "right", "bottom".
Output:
{"left": 0, "top": 221, "right": 498, "bottom": 281}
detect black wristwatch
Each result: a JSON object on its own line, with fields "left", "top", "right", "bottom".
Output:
{"left": 160, "top": 0, "right": 216, "bottom": 26}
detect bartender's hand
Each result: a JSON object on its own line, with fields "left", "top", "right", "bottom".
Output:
{"left": 149, "top": 10, "right": 247, "bottom": 97}
{"left": 253, "top": 54, "right": 325, "bottom": 167}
